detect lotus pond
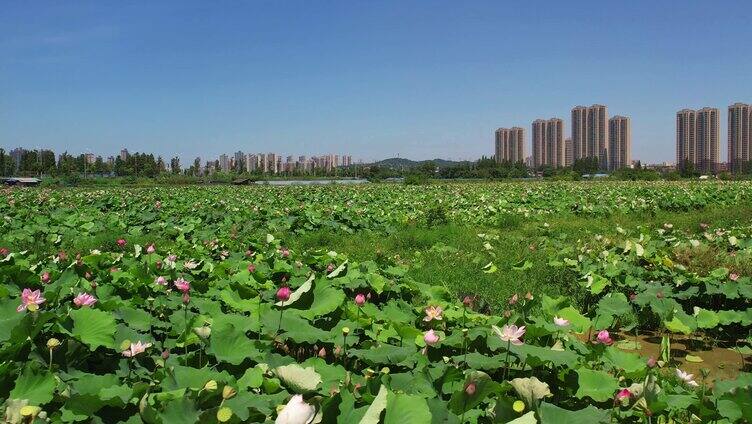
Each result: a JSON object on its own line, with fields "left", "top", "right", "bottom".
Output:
{"left": 0, "top": 182, "right": 751, "bottom": 423}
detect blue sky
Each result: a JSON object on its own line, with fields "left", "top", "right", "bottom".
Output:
{"left": 1, "top": 1, "right": 751, "bottom": 163}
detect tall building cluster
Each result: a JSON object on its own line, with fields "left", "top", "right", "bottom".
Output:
{"left": 212, "top": 151, "right": 353, "bottom": 175}
{"left": 493, "top": 104, "right": 632, "bottom": 171}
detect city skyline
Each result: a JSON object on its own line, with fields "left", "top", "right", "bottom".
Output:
{"left": 2, "top": 2, "right": 752, "bottom": 163}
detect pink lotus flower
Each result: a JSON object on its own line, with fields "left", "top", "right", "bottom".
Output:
{"left": 675, "top": 369, "right": 699, "bottom": 387}
{"left": 596, "top": 330, "right": 613, "bottom": 345}
{"left": 424, "top": 305, "right": 443, "bottom": 322}
{"left": 40, "top": 272, "right": 50, "bottom": 284}
{"left": 73, "top": 293, "right": 97, "bottom": 307}
{"left": 354, "top": 293, "right": 366, "bottom": 307}
{"left": 525, "top": 292, "right": 534, "bottom": 301}
{"left": 17, "top": 288, "right": 46, "bottom": 312}
{"left": 116, "top": 239, "right": 127, "bottom": 247}
{"left": 553, "top": 316, "right": 570, "bottom": 327}
{"left": 277, "top": 286, "right": 291, "bottom": 303}
{"left": 247, "top": 263, "right": 256, "bottom": 273}
{"left": 508, "top": 294, "right": 519, "bottom": 305}
{"left": 0, "top": 247, "right": 8, "bottom": 257}
{"left": 318, "top": 347, "right": 326, "bottom": 358}
{"left": 174, "top": 278, "right": 190, "bottom": 293}
{"left": 146, "top": 244, "right": 155, "bottom": 254}
{"left": 167, "top": 254, "right": 177, "bottom": 262}
{"left": 462, "top": 296, "right": 474, "bottom": 307}
{"left": 493, "top": 324, "right": 526, "bottom": 346}
{"left": 616, "top": 388, "right": 631, "bottom": 401}
{"left": 154, "top": 276, "right": 167, "bottom": 286}
{"left": 155, "top": 201, "right": 162, "bottom": 209}
{"left": 280, "top": 248, "right": 290, "bottom": 258}
{"left": 424, "top": 329, "right": 440, "bottom": 346}
{"left": 730, "top": 273, "right": 739, "bottom": 281}
{"left": 122, "top": 341, "right": 152, "bottom": 357}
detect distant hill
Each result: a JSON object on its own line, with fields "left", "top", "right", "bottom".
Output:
{"left": 372, "top": 157, "right": 474, "bottom": 169}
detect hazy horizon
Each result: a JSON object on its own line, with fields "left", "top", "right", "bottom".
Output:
{"left": 2, "top": 1, "right": 752, "bottom": 164}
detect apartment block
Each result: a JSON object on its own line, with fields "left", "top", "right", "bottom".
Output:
{"left": 728, "top": 102, "right": 751, "bottom": 173}
{"left": 608, "top": 116, "right": 631, "bottom": 170}
{"left": 571, "top": 105, "right": 608, "bottom": 169}
{"left": 494, "top": 127, "right": 525, "bottom": 163}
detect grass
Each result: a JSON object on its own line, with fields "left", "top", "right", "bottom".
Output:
{"left": 288, "top": 205, "right": 752, "bottom": 311}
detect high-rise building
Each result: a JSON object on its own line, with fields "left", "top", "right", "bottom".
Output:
{"left": 84, "top": 153, "right": 95, "bottom": 165}
{"left": 531, "top": 119, "right": 563, "bottom": 168}
{"left": 677, "top": 107, "right": 720, "bottom": 173}
{"left": 219, "top": 154, "right": 230, "bottom": 172}
{"left": 564, "top": 138, "right": 573, "bottom": 167}
{"left": 571, "top": 106, "right": 587, "bottom": 161}
{"left": 234, "top": 151, "right": 245, "bottom": 172}
{"left": 728, "top": 102, "right": 751, "bottom": 173}
{"left": 696, "top": 107, "right": 720, "bottom": 173}
{"left": 608, "top": 116, "right": 631, "bottom": 170}
{"left": 546, "top": 118, "right": 564, "bottom": 168}
{"left": 120, "top": 149, "right": 129, "bottom": 161}
{"left": 571, "top": 104, "right": 609, "bottom": 169}
{"left": 676, "top": 109, "right": 696, "bottom": 168}
{"left": 531, "top": 120, "right": 546, "bottom": 168}
{"left": 494, "top": 127, "right": 525, "bottom": 163}
{"left": 9, "top": 148, "right": 25, "bottom": 172}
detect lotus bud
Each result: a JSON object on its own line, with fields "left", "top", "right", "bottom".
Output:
{"left": 354, "top": 293, "right": 366, "bottom": 307}
{"left": 182, "top": 292, "right": 190, "bottom": 304}
{"left": 465, "top": 382, "right": 476, "bottom": 395}
{"left": 318, "top": 347, "right": 326, "bottom": 358}
{"left": 161, "top": 350, "right": 170, "bottom": 360}
{"left": 41, "top": 272, "right": 50, "bottom": 284}
{"left": 647, "top": 356, "right": 656, "bottom": 368}
{"left": 276, "top": 286, "right": 291, "bottom": 302}
{"left": 222, "top": 385, "right": 237, "bottom": 400}
{"left": 247, "top": 263, "right": 256, "bottom": 273}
